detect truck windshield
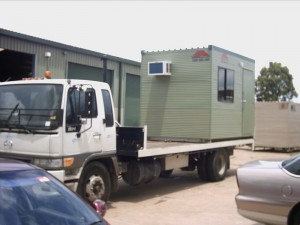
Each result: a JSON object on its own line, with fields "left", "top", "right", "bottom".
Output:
{"left": 0, "top": 84, "right": 63, "bottom": 131}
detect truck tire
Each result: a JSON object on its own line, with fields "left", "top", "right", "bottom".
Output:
{"left": 197, "top": 155, "right": 209, "bottom": 181}
{"left": 207, "top": 149, "right": 228, "bottom": 182}
{"left": 77, "top": 162, "right": 111, "bottom": 204}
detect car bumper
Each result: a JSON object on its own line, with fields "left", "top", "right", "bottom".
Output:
{"left": 237, "top": 208, "right": 286, "bottom": 225}
{"left": 236, "top": 195, "right": 288, "bottom": 225}
{"left": 48, "top": 169, "right": 65, "bottom": 182}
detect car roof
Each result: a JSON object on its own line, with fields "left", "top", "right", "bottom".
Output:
{"left": 0, "top": 158, "right": 36, "bottom": 172}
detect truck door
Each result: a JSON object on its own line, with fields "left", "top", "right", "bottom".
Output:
{"left": 64, "top": 86, "right": 104, "bottom": 155}
{"left": 242, "top": 68, "right": 255, "bottom": 136}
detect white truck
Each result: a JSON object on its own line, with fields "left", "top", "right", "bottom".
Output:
{"left": 0, "top": 78, "right": 253, "bottom": 203}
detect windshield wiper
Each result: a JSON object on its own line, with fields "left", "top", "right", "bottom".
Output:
{"left": 19, "top": 125, "right": 33, "bottom": 134}
{"left": 6, "top": 103, "right": 19, "bottom": 125}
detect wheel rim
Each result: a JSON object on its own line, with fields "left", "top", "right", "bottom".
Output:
{"left": 217, "top": 154, "right": 226, "bottom": 176}
{"left": 86, "top": 175, "right": 105, "bottom": 202}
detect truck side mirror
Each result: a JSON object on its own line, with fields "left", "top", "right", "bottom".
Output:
{"left": 85, "top": 89, "right": 95, "bottom": 118}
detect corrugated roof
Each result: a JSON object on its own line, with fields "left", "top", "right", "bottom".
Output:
{"left": 141, "top": 45, "right": 255, "bottom": 63}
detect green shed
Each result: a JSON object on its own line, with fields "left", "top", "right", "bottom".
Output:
{"left": 140, "top": 45, "right": 255, "bottom": 142}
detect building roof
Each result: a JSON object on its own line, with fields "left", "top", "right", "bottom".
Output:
{"left": 141, "top": 45, "right": 255, "bottom": 63}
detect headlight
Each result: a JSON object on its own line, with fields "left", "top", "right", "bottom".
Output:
{"left": 34, "top": 158, "right": 63, "bottom": 169}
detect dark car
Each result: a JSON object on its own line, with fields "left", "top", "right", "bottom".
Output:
{"left": 235, "top": 154, "right": 300, "bottom": 225}
{"left": 0, "top": 157, "right": 109, "bottom": 225}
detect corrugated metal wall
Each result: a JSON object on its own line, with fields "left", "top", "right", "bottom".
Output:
{"left": 255, "top": 102, "right": 300, "bottom": 149}
{"left": 140, "top": 49, "right": 212, "bottom": 141}
{"left": 1, "top": 35, "right": 65, "bottom": 78}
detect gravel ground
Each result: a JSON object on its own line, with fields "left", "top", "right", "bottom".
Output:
{"left": 105, "top": 148, "right": 296, "bottom": 225}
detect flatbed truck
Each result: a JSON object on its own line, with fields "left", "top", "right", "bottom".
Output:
{"left": 0, "top": 79, "right": 253, "bottom": 203}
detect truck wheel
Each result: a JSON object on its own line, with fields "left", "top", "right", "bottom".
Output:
{"left": 197, "top": 155, "right": 209, "bottom": 181}
{"left": 78, "top": 162, "right": 111, "bottom": 204}
{"left": 159, "top": 169, "right": 173, "bottom": 178}
{"left": 207, "top": 149, "right": 228, "bottom": 182}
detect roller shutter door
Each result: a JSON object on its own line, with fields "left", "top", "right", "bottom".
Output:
{"left": 68, "top": 63, "right": 114, "bottom": 90}
{"left": 124, "top": 74, "right": 140, "bottom": 126}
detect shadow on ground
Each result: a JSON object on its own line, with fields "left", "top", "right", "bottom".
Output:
{"left": 108, "top": 168, "right": 237, "bottom": 206}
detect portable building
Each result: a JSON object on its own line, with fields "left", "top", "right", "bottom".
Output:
{"left": 140, "top": 45, "right": 255, "bottom": 142}
{"left": 254, "top": 102, "right": 300, "bottom": 150}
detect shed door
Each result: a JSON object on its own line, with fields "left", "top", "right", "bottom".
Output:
{"left": 124, "top": 74, "right": 140, "bottom": 126}
{"left": 68, "top": 62, "right": 101, "bottom": 81}
{"left": 68, "top": 63, "right": 114, "bottom": 91}
{"left": 242, "top": 69, "right": 255, "bottom": 136}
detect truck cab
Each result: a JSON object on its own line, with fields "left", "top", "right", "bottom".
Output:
{"left": 0, "top": 79, "right": 119, "bottom": 202}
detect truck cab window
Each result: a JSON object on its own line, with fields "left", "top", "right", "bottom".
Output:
{"left": 101, "top": 90, "right": 114, "bottom": 127}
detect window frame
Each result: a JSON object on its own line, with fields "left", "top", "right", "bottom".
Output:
{"left": 101, "top": 89, "right": 114, "bottom": 127}
{"left": 218, "top": 67, "right": 235, "bottom": 103}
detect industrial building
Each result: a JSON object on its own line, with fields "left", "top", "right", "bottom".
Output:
{"left": 0, "top": 28, "right": 141, "bottom": 126}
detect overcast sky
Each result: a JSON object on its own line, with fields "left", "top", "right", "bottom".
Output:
{"left": 1, "top": 1, "right": 299, "bottom": 103}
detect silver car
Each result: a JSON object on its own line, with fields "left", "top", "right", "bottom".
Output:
{"left": 235, "top": 154, "right": 300, "bottom": 225}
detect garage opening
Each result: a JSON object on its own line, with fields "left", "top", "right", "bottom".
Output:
{"left": 0, "top": 49, "right": 34, "bottom": 82}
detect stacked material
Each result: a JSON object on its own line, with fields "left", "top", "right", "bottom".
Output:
{"left": 254, "top": 102, "right": 300, "bottom": 150}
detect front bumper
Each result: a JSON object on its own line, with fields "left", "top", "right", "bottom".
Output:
{"left": 235, "top": 195, "right": 288, "bottom": 225}
{"left": 47, "top": 169, "right": 79, "bottom": 192}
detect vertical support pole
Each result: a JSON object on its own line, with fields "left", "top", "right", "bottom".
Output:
{"left": 101, "top": 56, "right": 107, "bottom": 83}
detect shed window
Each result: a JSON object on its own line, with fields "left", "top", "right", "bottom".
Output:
{"left": 218, "top": 67, "right": 234, "bottom": 103}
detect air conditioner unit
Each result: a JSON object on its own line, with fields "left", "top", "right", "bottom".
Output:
{"left": 148, "top": 61, "right": 171, "bottom": 76}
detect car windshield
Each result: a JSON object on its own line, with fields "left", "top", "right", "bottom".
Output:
{"left": 0, "top": 169, "right": 104, "bottom": 225}
{"left": 281, "top": 154, "right": 300, "bottom": 176}
{"left": 0, "top": 84, "right": 63, "bottom": 131}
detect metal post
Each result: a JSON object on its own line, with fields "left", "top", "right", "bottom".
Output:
{"left": 101, "top": 56, "right": 107, "bottom": 83}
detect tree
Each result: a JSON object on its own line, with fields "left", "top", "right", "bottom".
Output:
{"left": 255, "top": 62, "right": 298, "bottom": 102}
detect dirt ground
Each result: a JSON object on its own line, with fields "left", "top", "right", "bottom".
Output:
{"left": 105, "top": 148, "right": 297, "bottom": 225}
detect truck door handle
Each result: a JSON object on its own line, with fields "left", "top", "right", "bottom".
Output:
{"left": 93, "top": 132, "right": 101, "bottom": 139}
{"left": 242, "top": 99, "right": 247, "bottom": 103}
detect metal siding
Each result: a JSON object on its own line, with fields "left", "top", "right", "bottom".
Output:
{"left": 242, "top": 69, "right": 255, "bottom": 136}
{"left": 141, "top": 49, "right": 212, "bottom": 140}
{"left": 254, "top": 102, "right": 300, "bottom": 148}
{"left": 1, "top": 35, "right": 65, "bottom": 78}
